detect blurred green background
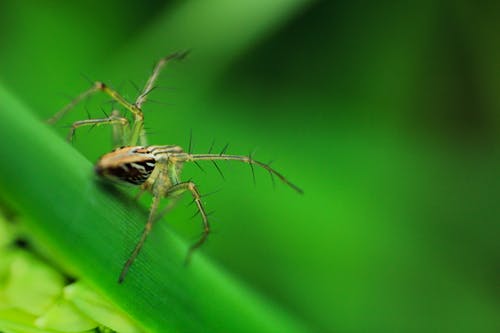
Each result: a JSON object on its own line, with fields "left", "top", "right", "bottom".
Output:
{"left": 1, "top": 1, "right": 499, "bottom": 332}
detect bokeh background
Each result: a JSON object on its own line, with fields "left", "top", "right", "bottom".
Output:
{"left": 1, "top": 1, "right": 499, "bottom": 332}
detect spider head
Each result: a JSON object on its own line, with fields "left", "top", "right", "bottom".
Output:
{"left": 95, "top": 146, "right": 156, "bottom": 185}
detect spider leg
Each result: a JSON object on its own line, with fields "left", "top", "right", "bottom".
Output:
{"left": 135, "top": 51, "right": 189, "bottom": 109}
{"left": 47, "top": 85, "right": 100, "bottom": 125}
{"left": 173, "top": 153, "right": 303, "bottom": 194}
{"left": 118, "top": 194, "right": 161, "bottom": 283}
{"left": 48, "top": 81, "right": 145, "bottom": 146}
{"left": 66, "top": 113, "right": 129, "bottom": 146}
{"left": 165, "top": 181, "right": 209, "bottom": 264}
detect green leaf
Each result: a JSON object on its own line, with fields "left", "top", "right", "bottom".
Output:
{"left": 0, "top": 84, "right": 308, "bottom": 332}
{"left": 34, "top": 299, "right": 97, "bottom": 332}
{"left": 64, "top": 282, "right": 142, "bottom": 333}
{"left": 4, "top": 251, "right": 65, "bottom": 316}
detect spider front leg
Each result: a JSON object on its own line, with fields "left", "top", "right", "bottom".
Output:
{"left": 49, "top": 52, "right": 188, "bottom": 146}
{"left": 48, "top": 81, "right": 146, "bottom": 146}
{"left": 118, "top": 194, "right": 161, "bottom": 283}
{"left": 67, "top": 111, "right": 130, "bottom": 146}
{"left": 118, "top": 181, "right": 208, "bottom": 283}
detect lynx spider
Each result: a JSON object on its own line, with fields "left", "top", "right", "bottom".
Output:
{"left": 48, "top": 52, "right": 302, "bottom": 283}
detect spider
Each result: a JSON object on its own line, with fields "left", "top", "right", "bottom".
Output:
{"left": 48, "top": 52, "right": 302, "bottom": 283}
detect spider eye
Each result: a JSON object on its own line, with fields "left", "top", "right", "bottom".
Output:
{"left": 96, "top": 159, "right": 156, "bottom": 185}
{"left": 112, "top": 145, "right": 127, "bottom": 152}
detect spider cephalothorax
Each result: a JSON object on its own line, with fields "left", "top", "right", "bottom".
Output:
{"left": 49, "top": 52, "right": 302, "bottom": 283}
{"left": 95, "top": 146, "right": 158, "bottom": 185}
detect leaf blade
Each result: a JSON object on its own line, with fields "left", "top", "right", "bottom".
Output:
{"left": 0, "top": 84, "right": 309, "bottom": 333}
